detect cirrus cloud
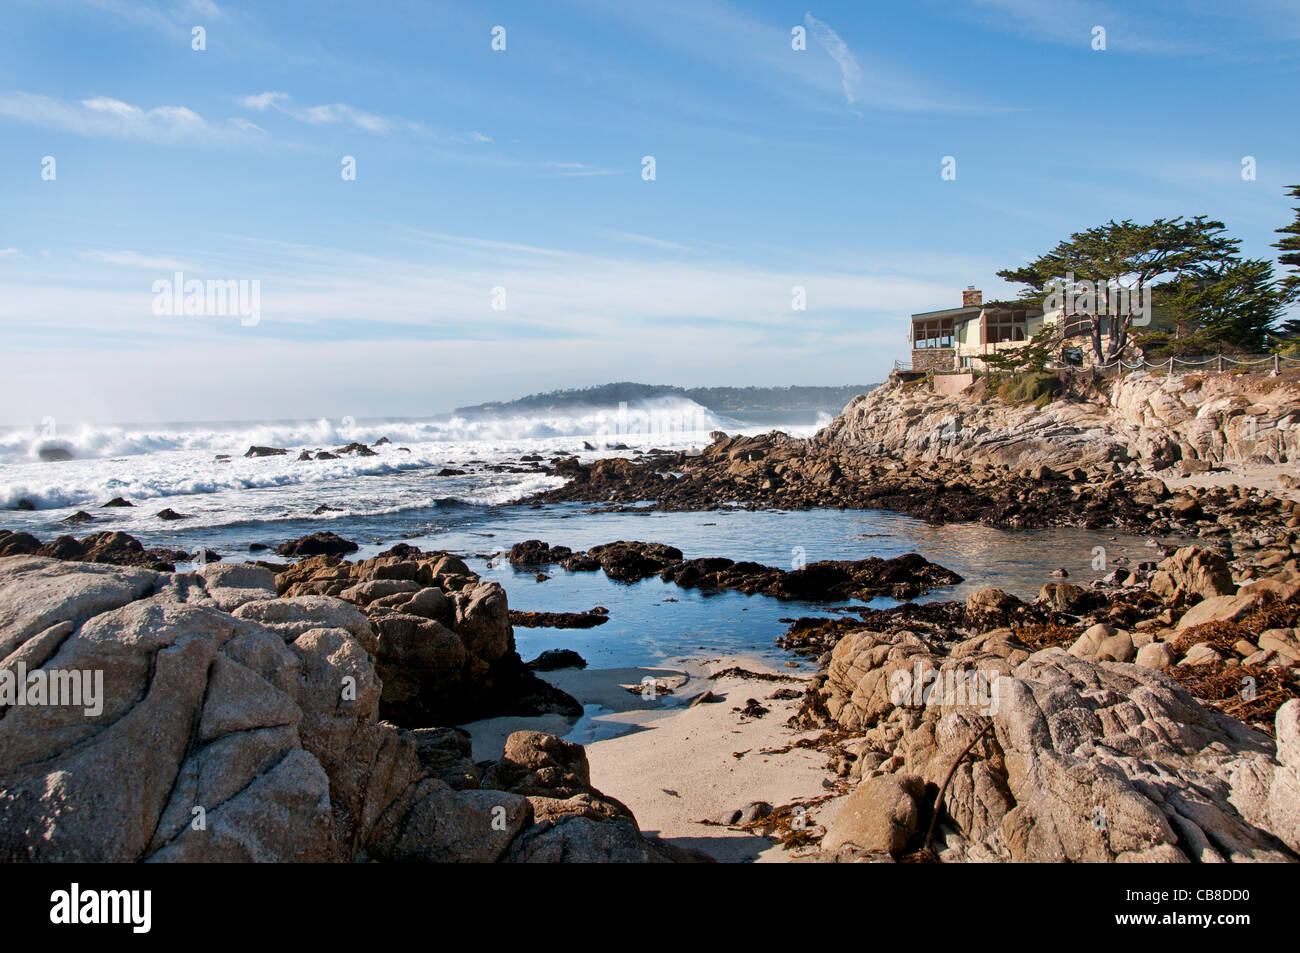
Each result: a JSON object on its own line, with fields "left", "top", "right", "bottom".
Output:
{"left": 238, "top": 90, "right": 405, "bottom": 134}
{"left": 0, "top": 90, "right": 263, "bottom": 145}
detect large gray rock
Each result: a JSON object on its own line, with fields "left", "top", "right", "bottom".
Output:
{"left": 372, "top": 612, "right": 469, "bottom": 724}
{"left": 275, "top": 553, "right": 581, "bottom": 726}
{"left": 0, "top": 556, "right": 158, "bottom": 658}
{"left": 0, "top": 585, "right": 350, "bottom": 862}
{"left": 482, "top": 730, "right": 593, "bottom": 798}
{"left": 1135, "top": 641, "right": 1175, "bottom": 670}
{"left": 801, "top": 623, "right": 1299, "bottom": 862}
{"left": 817, "top": 373, "right": 1300, "bottom": 470}
{"left": 1151, "top": 547, "right": 1236, "bottom": 603}
{"left": 1068, "top": 624, "right": 1135, "bottom": 662}
{"left": 199, "top": 561, "right": 277, "bottom": 592}
{"left": 481, "top": 730, "right": 637, "bottom": 825}
{"left": 0, "top": 557, "right": 658, "bottom": 863}
{"left": 814, "top": 628, "right": 1016, "bottom": 732}
{"left": 453, "top": 582, "right": 513, "bottom": 663}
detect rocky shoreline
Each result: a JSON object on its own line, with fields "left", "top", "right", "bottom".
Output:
{"left": 4, "top": 371, "right": 1300, "bottom": 862}
{"left": 522, "top": 372, "right": 1300, "bottom": 535}
{"left": 523, "top": 430, "right": 1288, "bottom": 533}
{"left": 6, "top": 523, "right": 1296, "bottom": 862}
{"left": 511, "top": 371, "right": 1300, "bottom": 861}
{"left": 778, "top": 538, "right": 1300, "bottom": 861}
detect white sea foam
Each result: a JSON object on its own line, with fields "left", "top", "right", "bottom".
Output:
{"left": 0, "top": 398, "right": 821, "bottom": 522}
{"left": 0, "top": 397, "right": 738, "bottom": 464}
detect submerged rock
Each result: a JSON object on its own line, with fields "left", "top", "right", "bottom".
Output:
{"left": 335, "top": 442, "right": 377, "bottom": 457}
{"left": 507, "top": 539, "right": 574, "bottom": 567}
{"left": 510, "top": 609, "right": 609, "bottom": 629}
{"left": 526, "top": 649, "right": 588, "bottom": 671}
{"left": 510, "top": 540, "right": 961, "bottom": 602}
{"left": 662, "top": 551, "right": 962, "bottom": 601}
{"left": 275, "top": 531, "right": 359, "bottom": 558}
{"left": 588, "top": 541, "right": 684, "bottom": 582}
{"left": 4, "top": 530, "right": 188, "bottom": 572}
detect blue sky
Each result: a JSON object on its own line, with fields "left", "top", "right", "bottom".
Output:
{"left": 1, "top": 0, "right": 1298, "bottom": 424}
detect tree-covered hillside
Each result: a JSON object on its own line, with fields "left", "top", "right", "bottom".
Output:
{"left": 454, "top": 382, "right": 877, "bottom": 416}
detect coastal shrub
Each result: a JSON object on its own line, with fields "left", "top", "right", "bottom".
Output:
{"left": 990, "top": 371, "right": 1061, "bottom": 406}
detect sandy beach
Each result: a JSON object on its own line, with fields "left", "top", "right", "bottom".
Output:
{"left": 467, "top": 655, "right": 848, "bottom": 863}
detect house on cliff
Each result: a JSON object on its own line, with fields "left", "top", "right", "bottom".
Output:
{"left": 908, "top": 287, "right": 1110, "bottom": 373}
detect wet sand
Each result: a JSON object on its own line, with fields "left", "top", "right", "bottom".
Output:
{"left": 460, "top": 655, "right": 844, "bottom": 863}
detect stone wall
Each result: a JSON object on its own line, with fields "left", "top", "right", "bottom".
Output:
{"left": 911, "top": 348, "right": 954, "bottom": 372}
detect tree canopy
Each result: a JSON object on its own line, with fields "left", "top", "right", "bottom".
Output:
{"left": 1273, "top": 185, "right": 1300, "bottom": 338}
{"left": 999, "top": 212, "right": 1292, "bottom": 361}
{"left": 1144, "top": 258, "right": 1286, "bottom": 355}
{"left": 997, "top": 216, "right": 1239, "bottom": 299}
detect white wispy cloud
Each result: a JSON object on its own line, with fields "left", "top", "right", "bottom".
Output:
{"left": 238, "top": 90, "right": 413, "bottom": 135}
{"left": 238, "top": 91, "right": 289, "bottom": 111}
{"left": 0, "top": 229, "right": 993, "bottom": 421}
{"left": 300, "top": 103, "right": 390, "bottom": 133}
{"left": 575, "top": 0, "right": 991, "bottom": 115}
{"left": 804, "top": 13, "right": 863, "bottom": 110}
{"left": 600, "top": 230, "right": 691, "bottom": 252}
{"left": 0, "top": 91, "right": 262, "bottom": 145}
{"left": 5, "top": 230, "right": 968, "bottom": 339}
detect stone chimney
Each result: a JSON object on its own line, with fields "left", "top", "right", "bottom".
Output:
{"left": 962, "top": 286, "right": 982, "bottom": 308}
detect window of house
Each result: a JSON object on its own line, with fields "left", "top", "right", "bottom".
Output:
{"left": 911, "top": 317, "right": 954, "bottom": 349}
{"left": 986, "top": 315, "right": 1008, "bottom": 343}
{"left": 986, "top": 310, "right": 1028, "bottom": 344}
